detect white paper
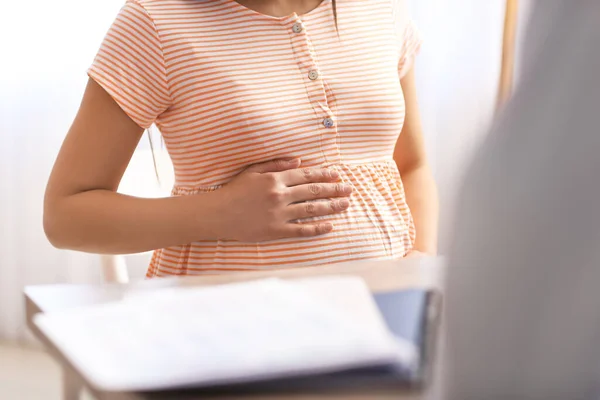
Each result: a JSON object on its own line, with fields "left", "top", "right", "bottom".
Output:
{"left": 34, "top": 277, "right": 416, "bottom": 392}
{"left": 124, "top": 276, "right": 391, "bottom": 333}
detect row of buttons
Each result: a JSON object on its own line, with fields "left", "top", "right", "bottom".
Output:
{"left": 291, "top": 20, "right": 335, "bottom": 130}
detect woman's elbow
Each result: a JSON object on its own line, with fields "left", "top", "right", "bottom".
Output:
{"left": 43, "top": 206, "right": 65, "bottom": 249}
{"left": 43, "top": 198, "right": 75, "bottom": 250}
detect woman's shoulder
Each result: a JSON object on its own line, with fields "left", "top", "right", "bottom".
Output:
{"left": 128, "top": 0, "right": 195, "bottom": 8}
{"left": 122, "top": 0, "right": 224, "bottom": 35}
{"left": 126, "top": 0, "right": 217, "bottom": 20}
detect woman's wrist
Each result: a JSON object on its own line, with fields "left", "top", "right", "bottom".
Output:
{"left": 180, "top": 190, "right": 228, "bottom": 242}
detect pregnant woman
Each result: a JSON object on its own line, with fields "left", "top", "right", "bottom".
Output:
{"left": 43, "top": 0, "right": 438, "bottom": 277}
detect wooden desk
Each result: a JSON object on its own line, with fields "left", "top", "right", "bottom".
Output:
{"left": 25, "top": 257, "right": 444, "bottom": 400}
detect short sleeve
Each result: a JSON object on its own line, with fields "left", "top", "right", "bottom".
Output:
{"left": 87, "top": 0, "right": 171, "bottom": 129}
{"left": 391, "top": 0, "right": 423, "bottom": 79}
{"left": 397, "top": 21, "right": 422, "bottom": 79}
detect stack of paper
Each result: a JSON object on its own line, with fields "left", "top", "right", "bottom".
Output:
{"left": 34, "top": 276, "right": 418, "bottom": 392}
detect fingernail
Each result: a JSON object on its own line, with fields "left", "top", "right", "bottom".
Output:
{"left": 339, "top": 199, "right": 350, "bottom": 208}
{"left": 323, "top": 222, "right": 334, "bottom": 231}
{"left": 286, "top": 159, "right": 299, "bottom": 164}
{"left": 343, "top": 185, "right": 353, "bottom": 194}
{"left": 330, "top": 170, "right": 340, "bottom": 179}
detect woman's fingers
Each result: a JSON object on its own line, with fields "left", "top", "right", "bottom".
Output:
{"left": 246, "top": 158, "right": 301, "bottom": 174}
{"left": 288, "top": 182, "right": 353, "bottom": 203}
{"left": 287, "top": 199, "right": 350, "bottom": 220}
{"left": 278, "top": 167, "right": 340, "bottom": 187}
{"left": 281, "top": 222, "right": 335, "bottom": 238}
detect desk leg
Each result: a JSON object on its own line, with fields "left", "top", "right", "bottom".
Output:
{"left": 62, "top": 366, "right": 82, "bottom": 400}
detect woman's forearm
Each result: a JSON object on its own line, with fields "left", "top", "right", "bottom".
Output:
{"left": 401, "top": 165, "right": 439, "bottom": 254}
{"left": 43, "top": 190, "right": 223, "bottom": 254}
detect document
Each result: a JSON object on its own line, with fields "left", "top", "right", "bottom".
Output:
{"left": 34, "top": 276, "right": 417, "bottom": 392}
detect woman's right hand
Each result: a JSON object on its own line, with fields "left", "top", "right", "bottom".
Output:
{"left": 215, "top": 159, "right": 353, "bottom": 242}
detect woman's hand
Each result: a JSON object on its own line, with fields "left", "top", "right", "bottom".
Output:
{"left": 215, "top": 159, "right": 353, "bottom": 242}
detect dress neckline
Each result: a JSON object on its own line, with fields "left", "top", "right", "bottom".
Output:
{"left": 223, "top": 0, "right": 330, "bottom": 22}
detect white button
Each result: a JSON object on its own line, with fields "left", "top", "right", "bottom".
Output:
{"left": 323, "top": 118, "right": 334, "bottom": 128}
{"left": 308, "top": 69, "right": 319, "bottom": 80}
{"left": 292, "top": 23, "right": 303, "bottom": 33}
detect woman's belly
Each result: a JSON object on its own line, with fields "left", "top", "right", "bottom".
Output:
{"left": 146, "top": 161, "right": 415, "bottom": 277}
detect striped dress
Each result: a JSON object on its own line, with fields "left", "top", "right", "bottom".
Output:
{"left": 88, "top": 0, "right": 422, "bottom": 277}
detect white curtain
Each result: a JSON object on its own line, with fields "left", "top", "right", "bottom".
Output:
{"left": 0, "top": 0, "right": 506, "bottom": 344}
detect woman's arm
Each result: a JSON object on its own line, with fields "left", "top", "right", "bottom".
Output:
{"left": 43, "top": 79, "right": 351, "bottom": 254}
{"left": 393, "top": 68, "right": 439, "bottom": 255}
{"left": 43, "top": 78, "right": 225, "bottom": 254}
